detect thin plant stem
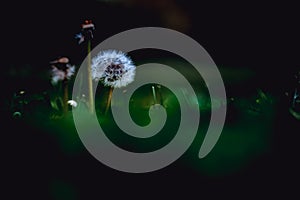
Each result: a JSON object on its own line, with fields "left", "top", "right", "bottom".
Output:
{"left": 63, "top": 79, "right": 68, "bottom": 115}
{"left": 87, "top": 40, "right": 94, "bottom": 114}
{"left": 157, "top": 85, "right": 164, "bottom": 106}
{"left": 152, "top": 85, "right": 157, "bottom": 104}
{"left": 105, "top": 87, "right": 114, "bottom": 115}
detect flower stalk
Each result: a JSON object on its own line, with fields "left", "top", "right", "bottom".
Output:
{"left": 105, "top": 87, "right": 114, "bottom": 115}
{"left": 62, "top": 79, "right": 69, "bottom": 114}
{"left": 87, "top": 40, "right": 94, "bottom": 113}
{"left": 75, "top": 20, "right": 95, "bottom": 114}
{"left": 50, "top": 57, "right": 75, "bottom": 116}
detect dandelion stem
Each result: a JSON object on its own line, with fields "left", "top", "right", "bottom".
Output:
{"left": 63, "top": 79, "right": 68, "bottom": 115}
{"left": 87, "top": 40, "right": 94, "bottom": 114}
{"left": 157, "top": 85, "right": 164, "bottom": 106}
{"left": 105, "top": 87, "right": 113, "bottom": 115}
{"left": 152, "top": 85, "right": 157, "bottom": 104}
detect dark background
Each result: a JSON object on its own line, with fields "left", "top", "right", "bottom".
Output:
{"left": 1, "top": 0, "right": 299, "bottom": 199}
{"left": 2, "top": 0, "right": 299, "bottom": 66}
{"left": 2, "top": 0, "right": 300, "bottom": 87}
{"left": 2, "top": 0, "right": 300, "bottom": 94}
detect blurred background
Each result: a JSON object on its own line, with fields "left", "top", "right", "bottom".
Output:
{"left": 1, "top": 0, "right": 299, "bottom": 199}
{"left": 2, "top": 0, "right": 300, "bottom": 97}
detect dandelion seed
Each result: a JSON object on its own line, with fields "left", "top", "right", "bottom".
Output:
{"left": 75, "top": 33, "right": 85, "bottom": 44}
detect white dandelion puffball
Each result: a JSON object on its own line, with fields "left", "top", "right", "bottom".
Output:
{"left": 91, "top": 50, "right": 136, "bottom": 88}
{"left": 67, "top": 100, "right": 78, "bottom": 107}
{"left": 51, "top": 64, "right": 75, "bottom": 85}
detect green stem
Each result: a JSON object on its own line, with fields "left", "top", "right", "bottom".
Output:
{"left": 87, "top": 40, "right": 94, "bottom": 114}
{"left": 63, "top": 79, "right": 68, "bottom": 115}
{"left": 152, "top": 85, "right": 157, "bottom": 104}
{"left": 105, "top": 87, "right": 113, "bottom": 115}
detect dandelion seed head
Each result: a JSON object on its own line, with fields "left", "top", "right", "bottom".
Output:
{"left": 66, "top": 65, "right": 76, "bottom": 78}
{"left": 91, "top": 50, "right": 136, "bottom": 88}
{"left": 50, "top": 64, "right": 75, "bottom": 85}
{"left": 67, "top": 100, "right": 78, "bottom": 107}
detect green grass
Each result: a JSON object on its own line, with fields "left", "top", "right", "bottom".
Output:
{"left": 15, "top": 81, "right": 277, "bottom": 178}
{"left": 4, "top": 60, "right": 280, "bottom": 178}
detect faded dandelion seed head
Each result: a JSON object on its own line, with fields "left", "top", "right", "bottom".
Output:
{"left": 68, "top": 100, "right": 78, "bottom": 107}
{"left": 50, "top": 64, "right": 75, "bottom": 85}
{"left": 91, "top": 50, "right": 136, "bottom": 88}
